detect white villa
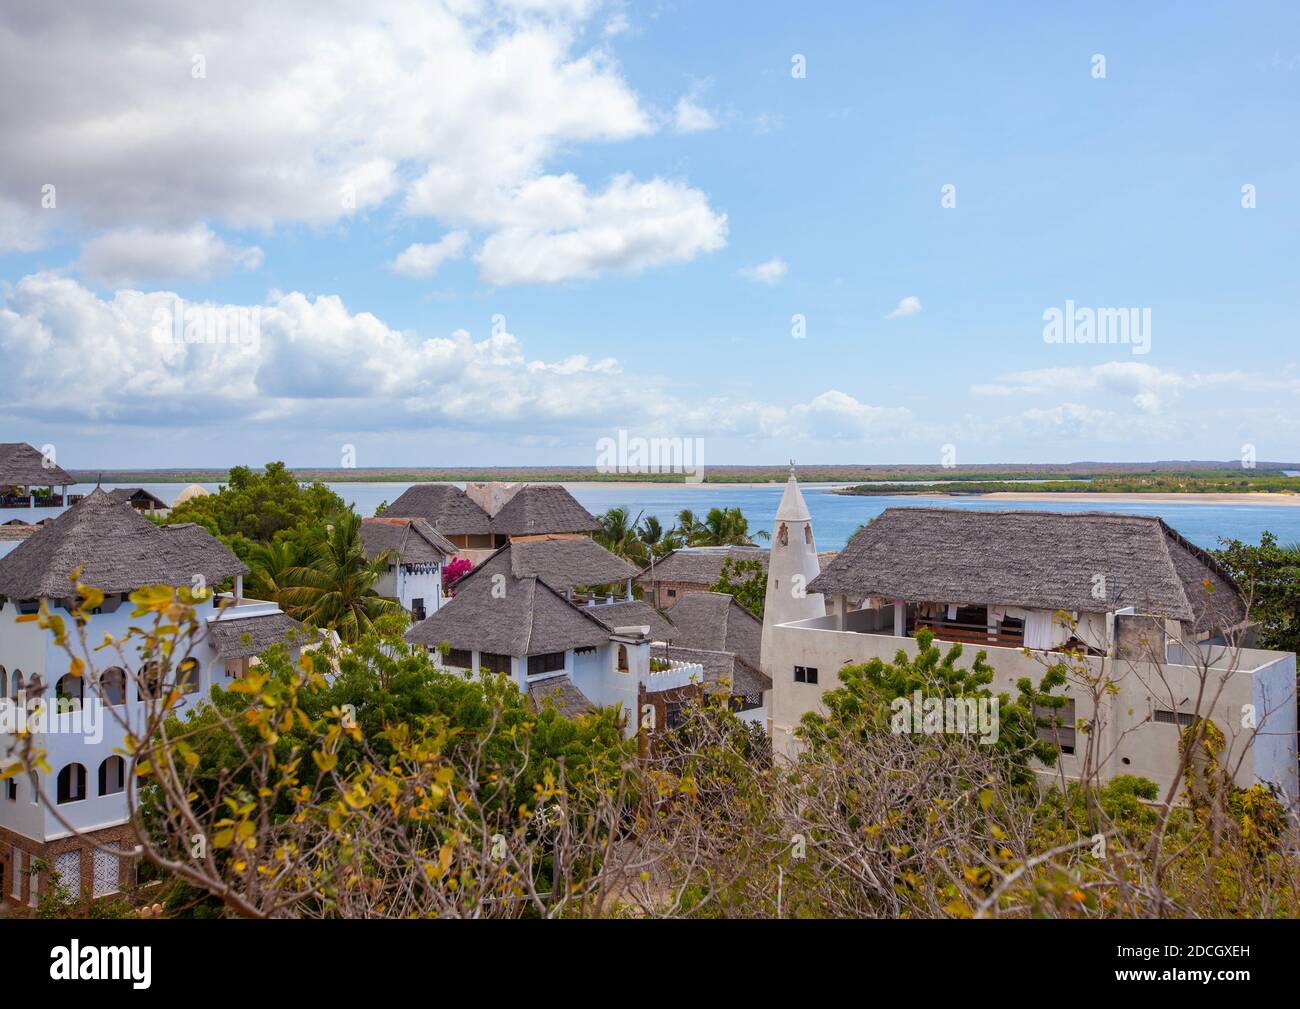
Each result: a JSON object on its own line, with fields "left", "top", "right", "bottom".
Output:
{"left": 405, "top": 536, "right": 770, "bottom": 737}
{"left": 760, "top": 484, "right": 1298, "bottom": 807}
{"left": 359, "top": 516, "right": 457, "bottom": 623}
{"left": 0, "top": 489, "right": 308, "bottom": 906}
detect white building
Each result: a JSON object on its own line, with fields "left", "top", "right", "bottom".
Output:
{"left": 763, "top": 506, "right": 1298, "bottom": 807}
{"left": 359, "top": 516, "right": 456, "bottom": 623}
{"left": 0, "top": 489, "right": 308, "bottom": 906}
{"left": 405, "top": 538, "right": 767, "bottom": 737}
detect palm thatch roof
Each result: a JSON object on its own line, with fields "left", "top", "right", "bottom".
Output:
{"left": 405, "top": 548, "right": 612, "bottom": 656}
{"left": 0, "top": 489, "right": 246, "bottom": 599}
{"left": 651, "top": 645, "right": 771, "bottom": 698}
{"left": 384, "top": 483, "right": 492, "bottom": 536}
{"left": 360, "top": 517, "right": 456, "bottom": 565}
{"left": 108, "top": 487, "right": 168, "bottom": 510}
{"left": 0, "top": 443, "right": 74, "bottom": 487}
{"left": 505, "top": 536, "right": 636, "bottom": 591}
{"left": 661, "top": 591, "right": 762, "bottom": 669}
{"left": 204, "top": 611, "right": 311, "bottom": 660}
{"left": 526, "top": 675, "right": 595, "bottom": 718}
{"left": 809, "top": 508, "right": 1245, "bottom": 634}
{"left": 590, "top": 598, "right": 676, "bottom": 640}
{"left": 636, "top": 546, "right": 769, "bottom": 588}
{"left": 489, "top": 485, "right": 598, "bottom": 536}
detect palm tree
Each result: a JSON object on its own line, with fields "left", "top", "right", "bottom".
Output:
{"left": 246, "top": 539, "right": 302, "bottom": 600}
{"left": 277, "top": 513, "right": 402, "bottom": 642}
{"left": 697, "top": 506, "right": 769, "bottom": 546}
{"left": 595, "top": 507, "right": 649, "bottom": 565}
{"left": 674, "top": 508, "right": 704, "bottom": 545}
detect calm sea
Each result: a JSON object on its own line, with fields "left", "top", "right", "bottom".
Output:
{"left": 34, "top": 482, "right": 1300, "bottom": 553}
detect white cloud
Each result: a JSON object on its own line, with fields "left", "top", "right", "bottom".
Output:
{"left": 0, "top": 273, "right": 912, "bottom": 446}
{"left": 389, "top": 232, "right": 470, "bottom": 278}
{"left": 76, "top": 225, "right": 262, "bottom": 286}
{"left": 673, "top": 94, "right": 717, "bottom": 133}
{"left": 886, "top": 295, "right": 922, "bottom": 319}
{"left": 737, "top": 258, "right": 788, "bottom": 285}
{"left": 0, "top": 1, "right": 725, "bottom": 283}
{"left": 475, "top": 174, "right": 726, "bottom": 285}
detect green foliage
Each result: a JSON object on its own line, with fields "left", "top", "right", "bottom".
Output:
{"left": 1214, "top": 531, "right": 1300, "bottom": 654}
{"left": 799, "top": 627, "right": 1062, "bottom": 782}
{"left": 275, "top": 512, "right": 403, "bottom": 642}
{"left": 711, "top": 557, "right": 766, "bottom": 618}
{"left": 165, "top": 462, "right": 347, "bottom": 546}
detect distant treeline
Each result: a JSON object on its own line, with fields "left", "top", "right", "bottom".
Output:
{"left": 67, "top": 462, "right": 1300, "bottom": 485}
{"left": 838, "top": 473, "right": 1300, "bottom": 496}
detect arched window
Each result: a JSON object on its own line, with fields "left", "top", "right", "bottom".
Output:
{"left": 56, "top": 673, "right": 83, "bottom": 709}
{"left": 98, "top": 756, "right": 125, "bottom": 796}
{"left": 617, "top": 644, "right": 629, "bottom": 672}
{"left": 138, "top": 661, "right": 164, "bottom": 701}
{"left": 100, "top": 668, "right": 126, "bottom": 706}
{"left": 10, "top": 670, "right": 23, "bottom": 701}
{"left": 177, "top": 657, "right": 201, "bottom": 694}
{"left": 804, "top": 524, "right": 813, "bottom": 545}
{"left": 56, "top": 763, "right": 87, "bottom": 804}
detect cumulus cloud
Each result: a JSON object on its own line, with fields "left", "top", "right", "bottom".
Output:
{"left": 886, "top": 295, "right": 922, "bottom": 319}
{"left": 736, "top": 258, "right": 788, "bottom": 284}
{"left": 389, "top": 232, "right": 470, "bottom": 278}
{"left": 673, "top": 94, "right": 717, "bottom": 133}
{"left": 0, "top": 273, "right": 912, "bottom": 448}
{"left": 475, "top": 175, "right": 726, "bottom": 285}
{"left": 76, "top": 225, "right": 263, "bottom": 286}
{"left": 0, "top": 1, "right": 725, "bottom": 283}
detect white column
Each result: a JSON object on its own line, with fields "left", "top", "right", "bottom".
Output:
{"left": 894, "top": 599, "right": 906, "bottom": 637}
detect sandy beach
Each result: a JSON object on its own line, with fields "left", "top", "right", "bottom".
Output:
{"left": 894, "top": 491, "right": 1300, "bottom": 507}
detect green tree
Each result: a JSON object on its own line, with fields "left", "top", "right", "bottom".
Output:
{"left": 697, "top": 506, "right": 769, "bottom": 546}
{"left": 165, "top": 462, "right": 347, "bottom": 547}
{"left": 277, "top": 513, "right": 403, "bottom": 641}
{"left": 799, "top": 627, "right": 1063, "bottom": 783}
{"left": 594, "top": 507, "right": 649, "bottom": 566}
{"left": 1214, "top": 532, "right": 1300, "bottom": 654}
{"left": 712, "top": 557, "right": 766, "bottom": 618}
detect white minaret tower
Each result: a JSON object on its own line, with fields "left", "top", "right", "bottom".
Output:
{"left": 760, "top": 465, "right": 825, "bottom": 679}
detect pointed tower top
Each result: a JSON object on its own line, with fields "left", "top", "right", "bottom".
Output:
{"left": 774, "top": 468, "right": 811, "bottom": 522}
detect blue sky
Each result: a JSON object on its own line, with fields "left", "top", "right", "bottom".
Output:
{"left": 1, "top": 1, "right": 1297, "bottom": 470}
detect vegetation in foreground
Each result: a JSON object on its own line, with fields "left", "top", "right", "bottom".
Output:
{"left": 12, "top": 588, "right": 1297, "bottom": 919}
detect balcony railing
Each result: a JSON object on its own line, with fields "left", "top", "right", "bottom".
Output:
{"left": 911, "top": 619, "right": 1024, "bottom": 648}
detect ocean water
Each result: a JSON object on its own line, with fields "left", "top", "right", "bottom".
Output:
{"left": 29, "top": 481, "right": 1300, "bottom": 553}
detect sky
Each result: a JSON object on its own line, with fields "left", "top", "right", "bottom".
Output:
{"left": 0, "top": 0, "right": 1298, "bottom": 471}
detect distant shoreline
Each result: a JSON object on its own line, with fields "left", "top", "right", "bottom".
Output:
{"left": 845, "top": 490, "right": 1300, "bottom": 507}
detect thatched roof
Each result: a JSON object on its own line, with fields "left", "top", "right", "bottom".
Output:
{"left": 360, "top": 517, "right": 456, "bottom": 565}
{"left": 489, "top": 485, "right": 597, "bottom": 536}
{"left": 204, "top": 611, "right": 311, "bottom": 660}
{"left": 526, "top": 675, "right": 595, "bottom": 718}
{"left": 0, "top": 443, "right": 74, "bottom": 487}
{"left": 385, "top": 482, "right": 598, "bottom": 539}
{"left": 0, "top": 525, "right": 36, "bottom": 543}
{"left": 662, "top": 591, "right": 762, "bottom": 668}
{"left": 651, "top": 645, "right": 771, "bottom": 698}
{"left": 405, "top": 549, "right": 612, "bottom": 656}
{"left": 591, "top": 598, "right": 676, "bottom": 640}
{"left": 636, "top": 546, "right": 769, "bottom": 587}
{"left": 809, "top": 508, "right": 1246, "bottom": 634}
{"left": 505, "top": 536, "right": 636, "bottom": 591}
{"left": 108, "top": 487, "right": 168, "bottom": 510}
{"left": 384, "top": 483, "right": 492, "bottom": 536}
{"left": 0, "top": 489, "right": 247, "bottom": 599}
